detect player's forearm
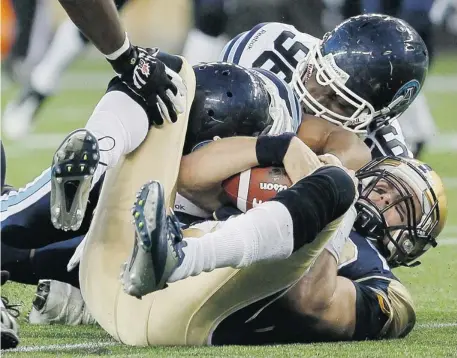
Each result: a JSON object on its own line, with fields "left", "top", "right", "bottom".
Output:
{"left": 58, "top": 0, "right": 125, "bottom": 55}
{"left": 324, "top": 130, "right": 371, "bottom": 171}
{"left": 178, "top": 137, "right": 258, "bottom": 192}
{"left": 284, "top": 250, "right": 338, "bottom": 316}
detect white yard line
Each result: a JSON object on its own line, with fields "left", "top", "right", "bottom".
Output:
{"left": 6, "top": 341, "right": 119, "bottom": 353}
{"left": 417, "top": 322, "right": 457, "bottom": 329}
{"left": 6, "top": 323, "right": 457, "bottom": 352}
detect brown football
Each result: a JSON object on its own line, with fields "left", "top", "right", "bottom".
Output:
{"left": 222, "top": 166, "right": 292, "bottom": 212}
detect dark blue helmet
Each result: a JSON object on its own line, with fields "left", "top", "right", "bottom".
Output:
{"left": 184, "top": 62, "right": 274, "bottom": 154}
{"left": 292, "top": 14, "right": 429, "bottom": 133}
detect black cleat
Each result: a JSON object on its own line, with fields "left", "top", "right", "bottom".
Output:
{"left": 121, "top": 180, "right": 185, "bottom": 298}
{"left": 50, "top": 129, "right": 100, "bottom": 231}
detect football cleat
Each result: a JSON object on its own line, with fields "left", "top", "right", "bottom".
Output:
{"left": 121, "top": 180, "right": 185, "bottom": 299}
{"left": 29, "top": 280, "right": 95, "bottom": 325}
{"left": 50, "top": 129, "right": 99, "bottom": 231}
{"left": 1, "top": 271, "right": 20, "bottom": 350}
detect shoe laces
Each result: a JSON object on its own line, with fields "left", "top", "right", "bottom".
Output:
{"left": 96, "top": 136, "right": 116, "bottom": 167}
{"left": 1, "top": 297, "right": 20, "bottom": 318}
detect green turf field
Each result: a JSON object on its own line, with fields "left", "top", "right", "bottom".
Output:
{"left": 1, "top": 54, "right": 457, "bottom": 357}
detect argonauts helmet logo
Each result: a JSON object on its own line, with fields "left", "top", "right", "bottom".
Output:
{"left": 392, "top": 79, "right": 421, "bottom": 109}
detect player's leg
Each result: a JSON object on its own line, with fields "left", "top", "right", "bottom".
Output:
{"left": 49, "top": 82, "right": 150, "bottom": 231}
{"left": 121, "top": 165, "right": 357, "bottom": 297}
{"left": 29, "top": 279, "right": 95, "bottom": 326}
{"left": 1, "top": 236, "right": 82, "bottom": 287}
{"left": 50, "top": 52, "right": 188, "bottom": 231}
{"left": 77, "top": 57, "right": 196, "bottom": 345}
{"left": 1, "top": 167, "right": 104, "bottom": 247}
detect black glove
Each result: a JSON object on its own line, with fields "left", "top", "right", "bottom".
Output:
{"left": 107, "top": 46, "right": 185, "bottom": 124}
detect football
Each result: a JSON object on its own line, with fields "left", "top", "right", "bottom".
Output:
{"left": 222, "top": 166, "right": 292, "bottom": 212}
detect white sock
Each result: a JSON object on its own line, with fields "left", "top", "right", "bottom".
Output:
{"left": 85, "top": 91, "right": 149, "bottom": 185}
{"left": 30, "top": 19, "right": 87, "bottom": 95}
{"left": 181, "top": 28, "right": 229, "bottom": 65}
{"left": 168, "top": 201, "right": 294, "bottom": 282}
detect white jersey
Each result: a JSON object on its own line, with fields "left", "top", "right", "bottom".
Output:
{"left": 220, "top": 22, "right": 413, "bottom": 159}
{"left": 220, "top": 22, "right": 318, "bottom": 84}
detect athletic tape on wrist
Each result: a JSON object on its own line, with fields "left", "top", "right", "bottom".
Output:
{"left": 105, "top": 33, "right": 130, "bottom": 60}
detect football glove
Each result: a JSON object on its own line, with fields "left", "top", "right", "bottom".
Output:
{"left": 108, "top": 46, "right": 185, "bottom": 125}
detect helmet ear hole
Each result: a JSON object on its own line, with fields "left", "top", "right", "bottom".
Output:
{"left": 208, "top": 109, "right": 215, "bottom": 117}
{"left": 222, "top": 70, "right": 230, "bottom": 76}
{"left": 226, "top": 91, "right": 233, "bottom": 98}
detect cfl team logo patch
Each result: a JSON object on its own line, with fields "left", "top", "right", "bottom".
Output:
{"left": 392, "top": 79, "right": 420, "bottom": 108}
{"left": 139, "top": 59, "right": 150, "bottom": 77}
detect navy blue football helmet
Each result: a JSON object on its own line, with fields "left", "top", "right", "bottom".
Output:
{"left": 185, "top": 62, "right": 276, "bottom": 154}
{"left": 292, "top": 14, "right": 429, "bottom": 133}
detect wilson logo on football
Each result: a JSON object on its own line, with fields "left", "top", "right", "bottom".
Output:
{"left": 259, "top": 182, "right": 288, "bottom": 192}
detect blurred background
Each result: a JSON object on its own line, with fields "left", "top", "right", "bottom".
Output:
{"left": 1, "top": 0, "right": 457, "bottom": 345}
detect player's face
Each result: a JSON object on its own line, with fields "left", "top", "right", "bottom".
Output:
{"left": 305, "top": 73, "right": 356, "bottom": 119}
{"left": 367, "top": 179, "right": 421, "bottom": 227}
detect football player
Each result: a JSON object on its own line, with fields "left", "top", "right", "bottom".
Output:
{"left": 113, "top": 155, "right": 446, "bottom": 344}
{"left": 26, "top": 155, "right": 447, "bottom": 342}
{"left": 0, "top": 61, "right": 297, "bottom": 287}
{"left": 209, "top": 156, "right": 448, "bottom": 343}
{"left": 220, "top": 14, "right": 428, "bottom": 160}
{"left": 49, "top": 14, "right": 429, "bottom": 234}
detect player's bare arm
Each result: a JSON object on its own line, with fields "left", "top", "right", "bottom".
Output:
{"left": 297, "top": 113, "right": 371, "bottom": 171}
{"left": 178, "top": 134, "right": 322, "bottom": 211}
{"left": 282, "top": 250, "right": 357, "bottom": 340}
{"left": 58, "top": 0, "right": 125, "bottom": 55}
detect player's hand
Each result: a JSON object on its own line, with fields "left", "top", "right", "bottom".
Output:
{"left": 283, "top": 137, "right": 323, "bottom": 184}
{"left": 318, "top": 153, "right": 342, "bottom": 167}
{"left": 108, "top": 46, "right": 185, "bottom": 125}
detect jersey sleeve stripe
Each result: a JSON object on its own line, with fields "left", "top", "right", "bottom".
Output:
{"left": 220, "top": 31, "right": 245, "bottom": 62}
{"left": 1, "top": 168, "right": 51, "bottom": 213}
{"left": 232, "top": 22, "right": 269, "bottom": 64}
{"left": 253, "top": 68, "right": 301, "bottom": 131}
